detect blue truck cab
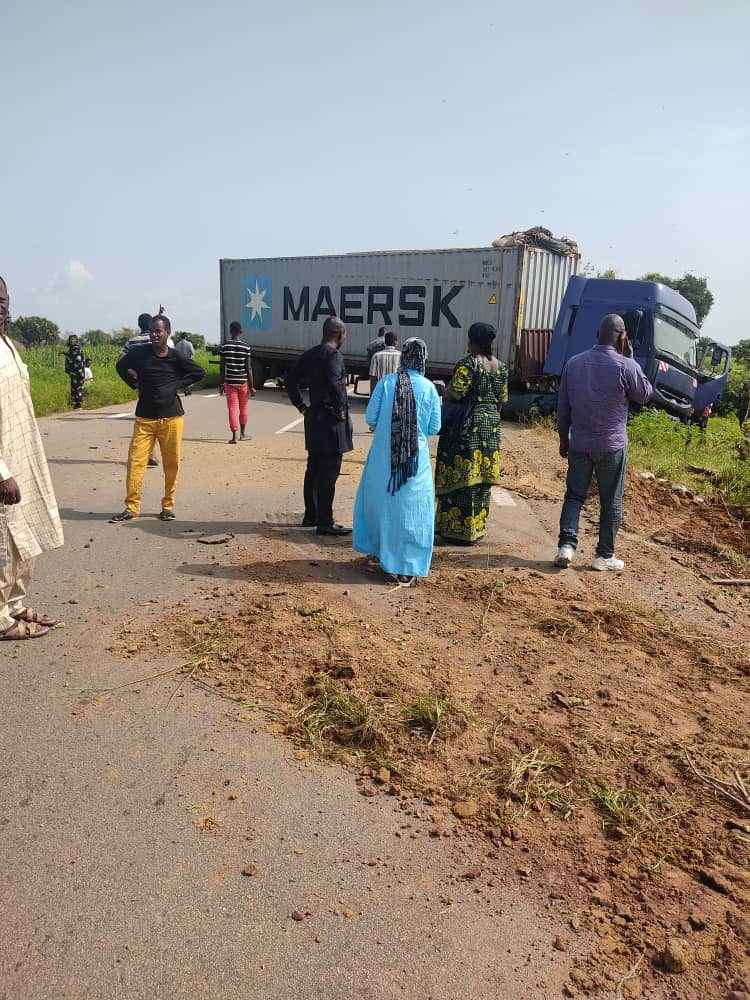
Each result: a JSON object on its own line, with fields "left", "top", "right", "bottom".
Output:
{"left": 544, "top": 277, "right": 731, "bottom": 420}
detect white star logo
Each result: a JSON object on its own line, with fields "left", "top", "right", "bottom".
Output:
{"left": 246, "top": 281, "right": 270, "bottom": 322}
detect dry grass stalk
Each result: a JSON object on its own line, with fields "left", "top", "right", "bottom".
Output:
{"left": 685, "top": 752, "right": 750, "bottom": 816}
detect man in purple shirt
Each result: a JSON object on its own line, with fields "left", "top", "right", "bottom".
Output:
{"left": 554, "top": 314, "right": 652, "bottom": 572}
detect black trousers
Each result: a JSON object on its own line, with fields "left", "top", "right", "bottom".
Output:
{"left": 304, "top": 451, "right": 342, "bottom": 527}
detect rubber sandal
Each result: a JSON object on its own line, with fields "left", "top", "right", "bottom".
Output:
{"left": 12, "top": 608, "right": 58, "bottom": 627}
{"left": 159, "top": 509, "right": 176, "bottom": 521}
{"left": 0, "top": 620, "right": 50, "bottom": 640}
{"left": 110, "top": 511, "right": 135, "bottom": 523}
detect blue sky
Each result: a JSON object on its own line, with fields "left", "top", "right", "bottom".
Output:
{"left": 3, "top": 0, "right": 748, "bottom": 343}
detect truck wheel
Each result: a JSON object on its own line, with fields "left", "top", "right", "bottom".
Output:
{"left": 252, "top": 360, "right": 268, "bottom": 390}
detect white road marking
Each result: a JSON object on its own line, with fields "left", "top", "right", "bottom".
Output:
{"left": 492, "top": 488, "right": 516, "bottom": 507}
{"left": 105, "top": 412, "right": 134, "bottom": 419}
{"left": 275, "top": 416, "right": 305, "bottom": 435}
{"left": 275, "top": 384, "right": 354, "bottom": 434}
{"left": 201, "top": 393, "right": 220, "bottom": 398}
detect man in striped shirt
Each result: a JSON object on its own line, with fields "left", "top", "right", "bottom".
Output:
{"left": 369, "top": 332, "right": 400, "bottom": 395}
{"left": 219, "top": 321, "right": 255, "bottom": 444}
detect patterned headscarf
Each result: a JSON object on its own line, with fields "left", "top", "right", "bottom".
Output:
{"left": 388, "top": 338, "right": 428, "bottom": 494}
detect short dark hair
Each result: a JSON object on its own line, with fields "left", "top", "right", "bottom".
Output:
{"left": 468, "top": 322, "right": 496, "bottom": 359}
{"left": 598, "top": 313, "right": 624, "bottom": 347}
{"left": 378, "top": 326, "right": 388, "bottom": 337}
{"left": 152, "top": 314, "right": 171, "bottom": 334}
{"left": 138, "top": 312, "right": 152, "bottom": 332}
{"left": 229, "top": 321, "right": 242, "bottom": 335}
{"left": 322, "top": 316, "right": 345, "bottom": 341}
{"left": 384, "top": 331, "right": 397, "bottom": 347}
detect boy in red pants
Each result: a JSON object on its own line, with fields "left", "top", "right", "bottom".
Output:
{"left": 219, "top": 321, "right": 256, "bottom": 444}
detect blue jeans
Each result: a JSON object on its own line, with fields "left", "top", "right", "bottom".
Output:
{"left": 558, "top": 448, "right": 627, "bottom": 558}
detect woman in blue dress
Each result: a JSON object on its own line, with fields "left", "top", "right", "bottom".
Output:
{"left": 353, "top": 338, "right": 441, "bottom": 586}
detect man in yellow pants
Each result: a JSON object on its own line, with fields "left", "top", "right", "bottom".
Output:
{"left": 110, "top": 315, "right": 204, "bottom": 522}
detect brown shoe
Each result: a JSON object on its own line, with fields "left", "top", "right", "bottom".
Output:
{"left": 1, "top": 620, "right": 50, "bottom": 640}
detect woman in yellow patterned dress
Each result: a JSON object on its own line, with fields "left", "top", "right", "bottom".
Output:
{"left": 435, "top": 323, "right": 508, "bottom": 544}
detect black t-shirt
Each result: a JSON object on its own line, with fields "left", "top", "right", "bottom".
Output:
{"left": 116, "top": 346, "right": 205, "bottom": 418}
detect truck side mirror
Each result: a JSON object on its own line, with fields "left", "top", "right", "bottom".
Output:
{"left": 621, "top": 309, "right": 643, "bottom": 342}
{"left": 711, "top": 346, "right": 724, "bottom": 367}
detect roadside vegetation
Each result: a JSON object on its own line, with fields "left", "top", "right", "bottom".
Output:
{"left": 19, "top": 343, "right": 220, "bottom": 417}
{"left": 628, "top": 409, "right": 750, "bottom": 506}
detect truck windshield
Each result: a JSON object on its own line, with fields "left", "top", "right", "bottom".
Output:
{"left": 653, "top": 312, "right": 698, "bottom": 368}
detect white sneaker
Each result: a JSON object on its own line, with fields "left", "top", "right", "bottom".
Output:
{"left": 554, "top": 545, "right": 574, "bottom": 567}
{"left": 591, "top": 556, "right": 625, "bottom": 572}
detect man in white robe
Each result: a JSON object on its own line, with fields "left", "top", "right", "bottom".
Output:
{"left": 0, "top": 276, "right": 64, "bottom": 639}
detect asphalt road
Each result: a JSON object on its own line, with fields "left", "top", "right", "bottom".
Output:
{"left": 1, "top": 388, "right": 578, "bottom": 999}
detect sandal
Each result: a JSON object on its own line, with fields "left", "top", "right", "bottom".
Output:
{"left": 12, "top": 608, "right": 58, "bottom": 627}
{"left": 159, "top": 509, "right": 176, "bottom": 521}
{"left": 1, "top": 620, "right": 50, "bottom": 640}
{"left": 110, "top": 511, "right": 135, "bottom": 523}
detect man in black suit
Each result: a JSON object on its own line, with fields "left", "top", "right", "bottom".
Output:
{"left": 287, "top": 317, "right": 354, "bottom": 536}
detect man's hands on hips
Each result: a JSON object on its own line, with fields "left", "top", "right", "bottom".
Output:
{"left": 0, "top": 476, "right": 21, "bottom": 504}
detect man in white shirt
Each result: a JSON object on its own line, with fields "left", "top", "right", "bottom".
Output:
{"left": 0, "top": 276, "right": 64, "bottom": 640}
{"left": 369, "top": 332, "right": 401, "bottom": 396}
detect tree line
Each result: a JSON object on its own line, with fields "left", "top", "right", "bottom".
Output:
{"left": 9, "top": 274, "right": 748, "bottom": 365}
{"left": 8, "top": 316, "right": 207, "bottom": 350}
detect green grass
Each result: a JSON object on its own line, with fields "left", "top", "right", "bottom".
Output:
{"left": 627, "top": 409, "right": 750, "bottom": 505}
{"left": 20, "top": 343, "right": 221, "bottom": 417}
{"left": 404, "top": 694, "right": 449, "bottom": 745}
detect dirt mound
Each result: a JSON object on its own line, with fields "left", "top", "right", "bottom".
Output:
{"left": 503, "top": 425, "right": 750, "bottom": 565}
{"left": 140, "top": 547, "right": 750, "bottom": 999}
{"left": 624, "top": 474, "right": 749, "bottom": 562}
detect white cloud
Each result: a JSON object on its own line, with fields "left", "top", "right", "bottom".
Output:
{"left": 48, "top": 259, "right": 94, "bottom": 296}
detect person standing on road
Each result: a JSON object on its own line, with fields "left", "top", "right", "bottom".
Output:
{"left": 354, "top": 338, "right": 441, "bottom": 586}
{"left": 435, "top": 323, "right": 507, "bottom": 545}
{"left": 366, "top": 326, "right": 388, "bottom": 362}
{"left": 0, "top": 276, "right": 64, "bottom": 640}
{"left": 286, "top": 317, "right": 353, "bottom": 536}
{"left": 219, "top": 321, "right": 255, "bottom": 444}
{"left": 369, "top": 332, "right": 400, "bottom": 396}
{"left": 122, "top": 308, "right": 173, "bottom": 467}
{"left": 174, "top": 334, "right": 196, "bottom": 396}
{"left": 64, "top": 335, "right": 90, "bottom": 410}
{"left": 110, "top": 315, "right": 204, "bottom": 523}
{"left": 554, "top": 313, "right": 652, "bottom": 572}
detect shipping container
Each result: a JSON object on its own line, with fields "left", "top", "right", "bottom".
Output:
{"left": 219, "top": 241, "right": 579, "bottom": 387}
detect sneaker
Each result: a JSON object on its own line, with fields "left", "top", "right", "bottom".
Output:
{"left": 591, "top": 556, "right": 625, "bottom": 572}
{"left": 553, "top": 545, "right": 574, "bottom": 568}
{"left": 110, "top": 511, "right": 135, "bottom": 523}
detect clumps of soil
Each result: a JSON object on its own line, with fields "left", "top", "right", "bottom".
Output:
{"left": 157, "top": 558, "right": 750, "bottom": 997}
{"left": 503, "top": 425, "right": 750, "bottom": 564}
{"left": 624, "top": 474, "right": 750, "bottom": 563}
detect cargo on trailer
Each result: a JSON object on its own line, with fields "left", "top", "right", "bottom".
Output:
{"left": 218, "top": 229, "right": 580, "bottom": 390}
